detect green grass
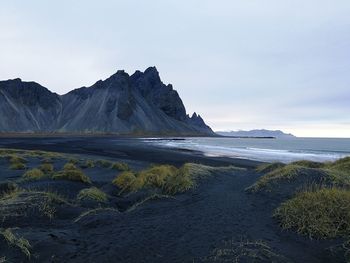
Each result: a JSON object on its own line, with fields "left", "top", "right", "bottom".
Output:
{"left": 113, "top": 164, "right": 194, "bottom": 195}
{"left": 80, "top": 160, "right": 95, "bottom": 169}
{"left": 8, "top": 155, "right": 27, "bottom": 170}
{"left": 9, "top": 162, "right": 26, "bottom": 170}
{"left": 39, "top": 163, "right": 54, "bottom": 173}
{"left": 68, "top": 158, "right": 79, "bottom": 164}
{"left": 96, "top": 159, "right": 113, "bottom": 168}
{"left": 247, "top": 164, "right": 306, "bottom": 192}
{"left": 248, "top": 157, "right": 350, "bottom": 193}
{"left": 274, "top": 188, "right": 350, "bottom": 239}
{"left": 53, "top": 163, "right": 91, "bottom": 184}
{"left": 0, "top": 228, "right": 31, "bottom": 258}
{"left": 255, "top": 162, "right": 285, "bottom": 173}
{"left": 9, "top": 155, "right": 27, "bottom": 164}
{"left": 77, "top": 187, "right": 108, "bottom": 202}
{"left": 0, "top": 189, "right": 69, "bottom": 221}
{"left": 0, "top": 148, "right": 63, "bottom": 160}
{"left": 22, "top": 168, "right": 45, "bottom": 180}
{"left": 0, "top": 182, "right": 18, "bottom": 198}
{"left": 63, "top": 163, "right": 76, "bottom": 170}
{"left": 291, "top": 160, "right": 324, "bottom": 168}
{"left": 112, "top": 163, "right": 236, "bottom": 195}
{"left": 112, "top": 171, "right": 136, "bottom": 192}
{"left": 111, "top": 162, "right": 130, "bottom": 171}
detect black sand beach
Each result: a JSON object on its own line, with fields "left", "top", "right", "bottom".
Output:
{"left": 0, "top": 137, "right": 347, "bottom": 262}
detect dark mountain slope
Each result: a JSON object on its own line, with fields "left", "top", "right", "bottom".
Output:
{"left": 0, "top": 67, "right": 213, "bottom": 135}
{"left": 0, "top": 79, "right": 62, "bottom": 132}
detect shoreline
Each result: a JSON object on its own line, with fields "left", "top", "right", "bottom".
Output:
{"left": 0, "top": 136, "right": 347, "bottom": 262}
{"left": 0, "top": 136, "right": 263, "bottom": 169}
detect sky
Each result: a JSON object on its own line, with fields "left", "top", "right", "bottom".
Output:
{"left": 1, "top": 0, "right": 350, "bottom": 138}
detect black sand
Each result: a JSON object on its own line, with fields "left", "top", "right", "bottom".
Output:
{"left": 0, "top": 137, "right": 343, "bottom": 262}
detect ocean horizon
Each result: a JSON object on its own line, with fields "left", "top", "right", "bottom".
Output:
{"left": 144, "top": 137, "right": 350, "bottom": 163}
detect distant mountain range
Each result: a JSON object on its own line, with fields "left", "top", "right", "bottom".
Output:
{"left": 0, "top": 67, "right": 213, "bottom": 135}
{"left": 216, "top": 129, "right": 295, "bottom": 138}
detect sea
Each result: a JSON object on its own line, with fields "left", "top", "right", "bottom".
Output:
{"left": 143, "top": 137, "right": 350, "bottom": 163}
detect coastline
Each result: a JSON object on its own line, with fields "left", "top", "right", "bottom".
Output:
{"left": 0, "top": 137, "right": 347, "bottom": 262}
{"left": 0, "top": 136, "right": 263, "bottom": 169}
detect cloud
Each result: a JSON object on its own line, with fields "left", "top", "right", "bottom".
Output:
{"left": 0, "top": 0, "right": 349, "bottom": 137}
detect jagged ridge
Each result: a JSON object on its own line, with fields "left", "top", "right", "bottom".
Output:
{"left": 0, "top": 67, "right": 213, "bottom": 135}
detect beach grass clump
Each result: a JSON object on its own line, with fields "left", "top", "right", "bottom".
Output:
{"left": 39, "top": 163, "right": 54, "bottom": 173}
{"left": 113, "top": 165, "right": 185, "bottom": 194}
{"left": 112, "top": 163, "right": 217, "bottom": 195}
{"left": 53, "top": 163, "right": 91, "bottom": 184}
{"left": 77, "top": 187, "right": 108, "bottom": 203}
{"left": 323, "top": 157, "right": 350, "bottom": 178}
{"left": 68, "top": 158, "right": 79, "bottom": 164}
{"left": 247, "top": 164, "right": 306, "bottom": 192}
{"left": 249, "top": 157, "right": 350, "bottom": 193}
{"left": 112, "top": 171, "right": 137, "bottom": 192}
{"left": 291, "top": 160, "right": 324, "bottom": 169}
{"left": 96, "top": 159, "right": 113, "bottom": 168}
{"left": 8, "top": 155, "right": 27, "bottom": 170}
{"left": 111, "top": 162, "right": 130, "bottom": 171}
{"left": 22, "top": 168, "right": 45, "bottom": 180}
{"left": 80, "top": 160, "right": 95, "bottom": 169}
{"left": 0, "top": 228, "right": 31, "bottom": 258}
{"left": 274, "top": 188, "right": 350, "bottom": 239}
{"left": 24, "top": 149, "right": 62, "bottom": 159}
{"left": 63, "top": 162, "right": 76, "bottom": 170}
{"left": 0, "top": 148, "right": 20, "bottom": 158}
{"left": 9, "top": 162, "right": 26, "bottom": 170}
{"left": 161, "top": 165, "right": 195, "bottom": 195}
{"left": 0, "top": 190, "right": 67, "bottom": 223}
{"left": 9, "top": 155, "right": 27, "bottom": 164}
{"left": 255, "top": 162, "right": 285, "bottom": 174}
{"left": 0, "top": 182, "right": 18, "bottom": 198}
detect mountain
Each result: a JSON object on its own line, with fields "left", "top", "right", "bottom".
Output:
{"left": 0, "top": 67, "right": 213, "bottom": 135}
{"left": 216, "top": 129, "right": 295, "bottom": 138}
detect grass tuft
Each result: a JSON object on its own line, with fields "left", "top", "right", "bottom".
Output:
{"left": 53, "top": 163, "right": 91, "bottom": 184}
{"left": 274, "top": 188, "right": 350, "bottom": 239}
{"left": 39, "top": 163, "right": 54, "bottom": 173}
{"left": 68, "top": 158, "right": 79, "bottom": 164}
{"left": 22, "top": 168, "right": 45, "bottom": 180}
{"left": 77, "top": 187, "right": 108, "bottom": 202}
{"left": 291, "top": 160, "right": 324, "bottom": 168}
{"left": 112, "top": 171, "right": 137, "bottom": 192}
{"left": 8, "top": 155, "right": 27, "bottom": 170}
{"left": 80, "top": 160, "right": 95, "bottom": 169}
{"left": 248, "top": 157, "right": 350, "bottom": 193}
{"left": 0, "top": 182, "right": 18, "bottom": 199}
{"left": 112, "top": 163, "right": 234, "bottom": 195}
{"left": 96, "top": 159, "right": 113, "bottom": 168}
{"left": 255, "top": 162, "right": 285, "bottom": 174}
{"left": 247, "top": 164, "right": 306, "bottom": 192}
{"left": 111, "top": 162, "right": 130, "bottom": 171}
{"left": 0, "top": 228, "right": 31, "bottom": 258}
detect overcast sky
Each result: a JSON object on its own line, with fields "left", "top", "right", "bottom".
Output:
{"left": 1, "top": 0, "right": 349, "bottom": 137}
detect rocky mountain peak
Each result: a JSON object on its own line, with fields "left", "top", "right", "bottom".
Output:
{"left": 0, "top": 67, "right": 213, "bottom": 135}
